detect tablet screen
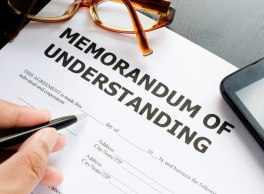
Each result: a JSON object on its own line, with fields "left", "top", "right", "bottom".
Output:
{"left": 236, "top": 78, "right": 264, "bottom": 130}
{"left": 222, "top": 59, "right": 264, "bottom": 139}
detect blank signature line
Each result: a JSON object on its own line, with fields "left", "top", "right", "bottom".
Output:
{"left": 117, "top": 134, "right": 144, "bottom": 151}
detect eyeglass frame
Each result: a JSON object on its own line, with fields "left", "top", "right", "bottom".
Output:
{"left": 4, "top": 0, "right": 175, "bottom": 56}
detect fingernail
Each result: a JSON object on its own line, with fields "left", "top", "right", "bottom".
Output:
{"left": 58, "top": 133, "right": 65, "bottom": 137}
{"left": 38, "top": 109, "right": 51, "bottom": 118}
{"left": 35, "top": 108, "right": 50, "bottom": 115}
{"left": 58, "top": 133, "right": 66, "bottom": 140}
{"left": 40, "top": 109, "right": 51, "bottom": 114}
{"left": 41, "top": 128, "right": 58, "bottom": 151}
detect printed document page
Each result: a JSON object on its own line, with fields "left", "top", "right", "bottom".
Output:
{"left": 0, "top": 5, "right": 264, "bottom": 194}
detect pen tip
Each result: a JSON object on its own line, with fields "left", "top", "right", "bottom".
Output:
{"left": 76, "top": 114, "right": 88, "bottom": 122}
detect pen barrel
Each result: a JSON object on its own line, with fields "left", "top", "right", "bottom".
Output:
{"left": 0, "top": 115, "right": 77, "bottom": 149}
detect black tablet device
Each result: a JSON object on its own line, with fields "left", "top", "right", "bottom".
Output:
{"left": 220, "top": 58, "right": 264, "bottom": 150}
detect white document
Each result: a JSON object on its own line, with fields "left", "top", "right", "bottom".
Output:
{"left": 0, "top": 6, "right": 264, "bottom": 194}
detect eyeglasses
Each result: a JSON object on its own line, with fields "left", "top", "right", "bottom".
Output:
{"left": 4, "top": 0, "right": 175, "bottom": 56}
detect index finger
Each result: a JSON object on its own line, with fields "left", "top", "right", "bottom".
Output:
{"left": 0, "top": 99, "right": 51, "bottom": 129}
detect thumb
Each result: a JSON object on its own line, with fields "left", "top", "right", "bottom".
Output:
{"left": 0, "top": 128, "right": 58, "bottom": 194}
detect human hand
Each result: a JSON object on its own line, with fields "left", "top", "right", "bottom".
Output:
{"left": 0, "top": 99, "right": 66, "bottom": 194}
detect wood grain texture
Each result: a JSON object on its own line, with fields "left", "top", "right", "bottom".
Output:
{"left": 167, "top": 0, "right": 264, "bottom": 68}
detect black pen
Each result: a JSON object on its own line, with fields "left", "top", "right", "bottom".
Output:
{"left": 0, "top": 114, "right": 87, "bottom": 149}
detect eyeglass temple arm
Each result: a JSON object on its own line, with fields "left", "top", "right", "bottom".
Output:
{"left": 5, "top": 0, "right": 37, "bottom": 40}
{"left": 121, "top": 0, "right": 153, "bottom": 56}
{"left": 111, "top": 0, "right": 170, "bottom": 16}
